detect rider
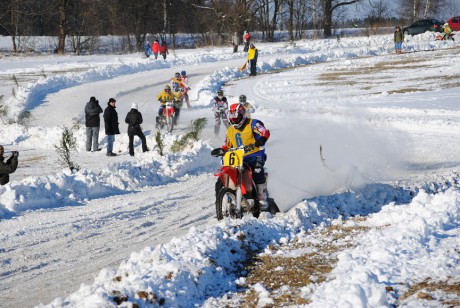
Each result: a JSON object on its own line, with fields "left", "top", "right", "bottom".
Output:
{"left": 211, "top": 89, "right": 229, "bottom": 135}
{"left": 170, "top": 72, "right": 190, "bottom": 109}
{"left": 212, "top": 102, "right": 271, "bottom": 211}
{"left": 238, "top": 94, "right": 255, "bottom": 117}
{"left": 181, "top": 70, "right": 191, "bottom": 108}
{"left": 156, "top": 85, "right": 174, "bottom": 125}
{"left": 442, "top": 23, "right": 453, "bottom": 40}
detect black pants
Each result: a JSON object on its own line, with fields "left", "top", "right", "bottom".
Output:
{"left": 128, "top": 126, "right": 148, "bottom": 156}
{"left": 250, "top": 59, "right": 257, "bottom": 76}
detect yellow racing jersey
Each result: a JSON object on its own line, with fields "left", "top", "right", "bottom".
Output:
{"left": 224, "top": 119, "right": 269, "bottom": 157}
{"left": 157, "top": 91, "right": 173, "bottom": 106}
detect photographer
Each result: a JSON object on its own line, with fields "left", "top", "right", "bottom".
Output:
{"left": 0, "top": 145, "right": 19, "bottom": 185}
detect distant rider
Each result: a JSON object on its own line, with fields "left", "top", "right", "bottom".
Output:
{"left": 237, "top": 94, "right": 255, "bottom": 117}
{"left": 156, "top": 85, "right": 175, "bottom": 125}
{"left": 211, "top": 89, "right": 229, "bottom": 135}
{"left": 170, "top": 72, "right": 191, "bottom": 109}
{"left": 211, "top": 102, "right": 271, "bottom": 211}
{"left": 181, "top": 70, "right": 191, "bottom": 108}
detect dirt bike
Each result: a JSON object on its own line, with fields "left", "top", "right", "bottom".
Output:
{"left": 156, "top": 101, "right": 176, "bottom": 132}
{"left": 211, "top": 145, "right": 279, "bottom": 220}
{"left": 435, "top": 33, "right": 455, "bottom": 41}
{"left": 214, "top": 106, "right": 229, "bottom": 135}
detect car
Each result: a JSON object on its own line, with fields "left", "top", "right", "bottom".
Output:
{"left": 402, "top": 19, "right": 444, "bottom": 36}
{"left": 447, "top": 16, "right": 460, "bottom": 31}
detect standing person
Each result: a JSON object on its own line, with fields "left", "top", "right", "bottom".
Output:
{"left": 144, "top": 41, "right": 152, "bottom": 58}
{"left": 394, "top": 26, "right": 404, "bottom": 54}
{"left": 0, "top": 145, "right": 18, "bottom": 185}
{"left": 248, "top": 43, "right": 258, "bottom": 76}
{"left": 243, "top": 31, "right": 251, "bottom": 52}
{"left": 159, "top": 42, "right": 169, "bottom": 60}
{"left": 125, "top": 103, "right": 148, "bottom": 156}
{"left": 231, "top": 32, "right": 239, "bottom": 53}
{"left": 85, "top": 96, "right": 103, "bottom": 152}
{"left": 211, "top": 89, "right": 229, "bottom": 135}
{"left": 211, "top": 102, "right": 271, "bottom": 211}
{"left": 152, "top": 39, "right": 160, "bottom": 60}
{"left": 103, "top": 98, "right": 120, "bottom": 157}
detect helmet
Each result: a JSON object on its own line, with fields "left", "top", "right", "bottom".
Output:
{"left": 444, "top": 23, "right": 449, "bottom": 27}
{"left": 174, "top": 72, "right": 181, "bottom": 79}
{"left": 164, "top": 85, "right": 171, "bottom": 91}
{"left": 181, "top": 70, "right": 187, "bottom": 77}
{"left": 217, "top": 89, "right": 224, "bottom": 96}
{"left": 238, "top": 94, "right": 247, "bottom": 103}
{"left": 227, "top": 103, "right": 247, "bottom": 128}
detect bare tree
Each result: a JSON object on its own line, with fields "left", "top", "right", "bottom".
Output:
{"left": 322, "top": 0, "right": 363, "bottom": 37}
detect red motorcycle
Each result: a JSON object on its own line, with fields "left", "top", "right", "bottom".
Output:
{"left": 156, "top": 101, "right": 176, "bottom": 132}
{"left": 212, "top": 145, "right": 279, "bottom": 220}
{"left": 435, "top": 33, "right": 455, "bottom": 41}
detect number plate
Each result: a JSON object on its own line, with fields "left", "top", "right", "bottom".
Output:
{"left": 223, "top": 149, "right": 244, "bottom": 167}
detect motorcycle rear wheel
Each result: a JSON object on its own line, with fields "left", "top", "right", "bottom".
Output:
{"left": 216, "top": 187, "right": 242, "bottom": 220}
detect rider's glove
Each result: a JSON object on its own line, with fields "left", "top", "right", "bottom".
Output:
{"left": 254, "top": 137, "right": 267, "bottom": 147}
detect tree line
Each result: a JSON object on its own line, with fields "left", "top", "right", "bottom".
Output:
{"left": 0, "top": 0, "right": 453, "bottom": 54}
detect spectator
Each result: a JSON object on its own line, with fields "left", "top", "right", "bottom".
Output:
{"left": 394, "top": 26, "right": 404, "bottom": 55}
{"left": 85, "top": 96, "right": 103, "bottom": 152}
{"left": 231, "top": 32, "right": 239, "bottom": 53}
{"left": 159, "top": 42, "right": 169, "bottom": 60}
{"left": 103, "top": 98, "right": 120, "bottom": 157}
{"left": 0, "top": 145, "right": 18, "bottom": 185}
{"left": 243, "top": 31, "right": 251, "bottom": 52}
{"left": 125, "top": 103, "right": 149, "bottom": 156}
{"left": 248, "top": 43, "right": 258, "bottom": 76}
{"left": 152, "top": 39, "right": 160, "bottom": 60}
{"left": 144, "top": 41, "right": 152, "bottom": 58}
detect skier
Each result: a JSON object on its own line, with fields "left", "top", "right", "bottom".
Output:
{"left": 125, "top": 103, "right": 148, "bottom": 156}
{"left": 211, "top": 89, "right": 229, "bottom": 135}
{"left": 212, "top": 102, "right": 271, "bottom": 211}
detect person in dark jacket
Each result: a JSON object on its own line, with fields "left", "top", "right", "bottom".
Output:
{"left": 85, "top": 96, "right": 103, "bottom": 152}
{"left": 0, "top": 145, "right": 18, "bottom": 185}
{"left": 125, "top": 103, "right": 149, "bottom": 156}
{"left": 103, "top": 98, "right": 120, "bottom": 157}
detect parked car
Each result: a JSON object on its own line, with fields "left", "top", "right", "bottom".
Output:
{"left": 403, "top": 19, "right": 444, "bottom": 36}
{"left": 447, "top": 16, "right": 460, "bottom": 31}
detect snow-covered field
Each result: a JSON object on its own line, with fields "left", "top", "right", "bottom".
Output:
{"left": 0, "top": 32, "right": 459, "bottom": 307}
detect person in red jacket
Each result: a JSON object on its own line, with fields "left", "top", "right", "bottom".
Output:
{"left": 159, "top": 42, "right": 169, "bottom": 60}
{"left": 243, "top": 31, "right": 251, "bottom": 52}
{"left": 151, "top": 39, "right": 160, "bottom": 60}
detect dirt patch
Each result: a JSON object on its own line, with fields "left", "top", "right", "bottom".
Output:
{"left": 399, "top": 279, "right": 460, "bottom": 306}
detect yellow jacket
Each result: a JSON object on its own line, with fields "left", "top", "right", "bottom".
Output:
{"left": 157, "top": 91, "right": 173, "bottom": 106}
{"left": 248, "top": 47, "right": 258, "bottom": 61}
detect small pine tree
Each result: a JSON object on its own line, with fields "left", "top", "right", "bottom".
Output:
{"left": 155, "top": 130, "right": 164, "bottom": 156}
{"left": 54, "top": 126, "right": 79, "bottom": 172}
{"left": 171, "top": 118, "right": 207, "bottom": 152}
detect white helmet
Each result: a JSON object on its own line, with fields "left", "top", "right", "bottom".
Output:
{"left": 444, "top": 23, "right": 449, "bottom": 27}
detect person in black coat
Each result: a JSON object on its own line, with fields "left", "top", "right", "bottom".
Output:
{"left": 125, "top": 103, "right": 149, "bottom": 156}
{"left": 103, "top": 98, "right": 120, "bottom": 156}
{"left": 85, "top": 96, "right": 103, "bottom": 152}
{"left": 0, "top": 145, "right": 18, "bottom": 185}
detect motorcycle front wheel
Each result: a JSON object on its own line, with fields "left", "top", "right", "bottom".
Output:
{"left": 216, "top": 187, "right": 242, "bottom": 220}
{"left": 166, "top": 114, "right": 174, "bottom": 132}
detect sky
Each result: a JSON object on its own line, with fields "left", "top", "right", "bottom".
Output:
{"left": 0, "top": 31, "right": 459, "bottom": 307}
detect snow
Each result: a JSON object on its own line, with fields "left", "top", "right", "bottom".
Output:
{"left": 0, "top": 31, "right": 459, "bottom": 307}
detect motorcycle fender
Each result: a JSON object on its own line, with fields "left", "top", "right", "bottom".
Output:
{"left": 241, "top": 169, "right": 252, "bottom": 195}
{"left": 167, "top": 108, "right": 175, "bottom": 117}
{"left": 219, "top": 166, "right": 237, "bottom": 190}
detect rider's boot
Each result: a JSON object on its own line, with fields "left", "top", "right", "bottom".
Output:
{"left": 256, "top": 181, "right": 269, "bottom": 211}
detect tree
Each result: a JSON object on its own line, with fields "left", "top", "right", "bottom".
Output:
{"left": 322, "top": 0, "right": 362, "bottom": 37}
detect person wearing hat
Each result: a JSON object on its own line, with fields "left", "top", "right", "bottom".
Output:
{"left": 125, "top": 103, "right": 148, "bottom": 156}
{"left": 247, "top": 43, "right": 258, "bottom": 76}
{"left": 0, "top": 145, "right": 18, "bottom": 185}
{"left": 103, "top": 98, "right": 120, "bottom": 156}
{"left": 85, "top": 96, "right": 103, "bottom": 152}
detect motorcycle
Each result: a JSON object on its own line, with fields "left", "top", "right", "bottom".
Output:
{"left": 435, "top": 32, "right": 455, "bottom": 41}
{"left": 211, "top": 145, "right": 279, "bottom": 220}
{"left": 156, "top": 101, "right": 176, "bottom": 132}
{"left": 213, "top": 106, "right": 229, "bottom": 135}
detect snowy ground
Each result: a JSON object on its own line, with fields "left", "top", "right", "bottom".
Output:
{"left": 0, "top": 32, "right": 459, "bottom": 307}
